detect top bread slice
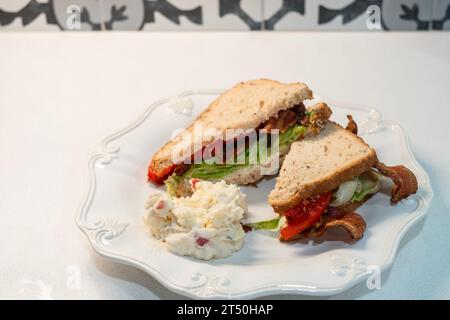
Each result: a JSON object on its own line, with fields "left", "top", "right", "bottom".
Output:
{"left": 268, "top": 122, "right": 378, "bottom": 213}
{"left": 150, "top": 79, "right": 313, "bottom": 176}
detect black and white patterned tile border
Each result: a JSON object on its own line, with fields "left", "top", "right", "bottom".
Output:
{"left": 1, "top": 0, "right": 449, "bottom": 31}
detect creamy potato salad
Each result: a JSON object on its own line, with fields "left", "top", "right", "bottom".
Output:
{"left": 144, "top": 180, "right": 247, "bottom": 260}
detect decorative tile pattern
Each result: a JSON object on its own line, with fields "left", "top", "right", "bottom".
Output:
{"left": 263, "top": 0, "right": 369, "bottom": 30}
{"left": 263, "top": 0, "right": 435, "bottom": 30}
{"left": 137, "top": 0, "right": 204, "bottom": 31}
{"left": 382, "top": 0, "right": 433, "bottom": 31}
{"left": 98, "top": 0, "right": 144, "bottom": 30}
{"left": 139, "top": 0, "right": 263, "bottom": 31}
{"left": 432, "top": 0, "right": 450, "bottom": 30}
{"left": 53, "top": 0, "right": 102, "bottom": 31}
{"left": 0, "top": 0, "right": 448, "bottom": 31}
{"left": 0, "top": 0, "right": 60, "bottom": 30}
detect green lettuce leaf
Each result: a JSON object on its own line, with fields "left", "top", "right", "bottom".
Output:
{"left": 351, "top": 171, "right": 380, "bottom": 202}
{"left": 248, "top": 217, "right": 281, "bottom": 230}
{"left": 279, "top": 125, "right": 307, "bottom": 148}
{"left": 183, "top": 163, "right": 248, "bottom": 180}
{"left": 330, "top": 179, "right": 358, "bottom": 207}
{"left": 180, "top": 124, "right": 306, "bottom": 180}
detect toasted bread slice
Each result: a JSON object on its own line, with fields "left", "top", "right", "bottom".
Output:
{"left": 150, "top": 79, "right": 313, "bottom": 177}
{"left": 269, "top": 122, "right": 378, "bottom": 213}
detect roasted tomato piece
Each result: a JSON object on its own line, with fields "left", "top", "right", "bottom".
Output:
{"left": 147, "top": 164, "right": 175, "bottom": 185}
{"left": 280, "top": 192, "right": 332, "bottom": 241}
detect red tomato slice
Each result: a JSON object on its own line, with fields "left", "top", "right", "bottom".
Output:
{"left": 147, "top": 164, "right": 175, "bottom": 185}
{"left": 280, "top": 192, "right": 332, "bottom": 241}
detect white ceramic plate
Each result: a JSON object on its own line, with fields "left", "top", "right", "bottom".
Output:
{"left": 76, "top": 90, "right": 433, "bottom": 299}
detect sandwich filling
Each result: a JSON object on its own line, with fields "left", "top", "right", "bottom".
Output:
{"left": 157, "top": 103, "right": 331, "bottom": 197}
{"left": 278, "top": 169, "right": 381, "bottom": 241}
{"left": 249, "top": 165, "right": 417, "bottom": 241}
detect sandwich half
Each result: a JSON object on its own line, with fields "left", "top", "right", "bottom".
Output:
{"left": 254, "top": 121, "right": 418, "bottom": 241}
{"left": 148, "top": 79, "right": 332, "bottom": 196}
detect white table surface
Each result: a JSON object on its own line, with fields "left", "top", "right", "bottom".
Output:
{"left": 1, "top": 32, "right": 449, "bottom": 300}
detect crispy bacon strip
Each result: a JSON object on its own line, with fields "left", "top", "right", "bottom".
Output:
{"left": 323, "top": 212, "right": 366, "bottom": 239}
{"left": 345, "top": 115, "right": 358, "bottom": 135}
{"left": 261, "top": 103, "right": 304, "bottom": 133}
{"left": 262, "top": 109, "right": 298, "bottom": 133}
{"left": 296, "top": 212, "right": 366, "bottom": 240}
{"left": 306, "top": 103, "right": 333, "bottom": 136}
{"left": 375, "top": 162, "right": 418, "bottom": 203}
